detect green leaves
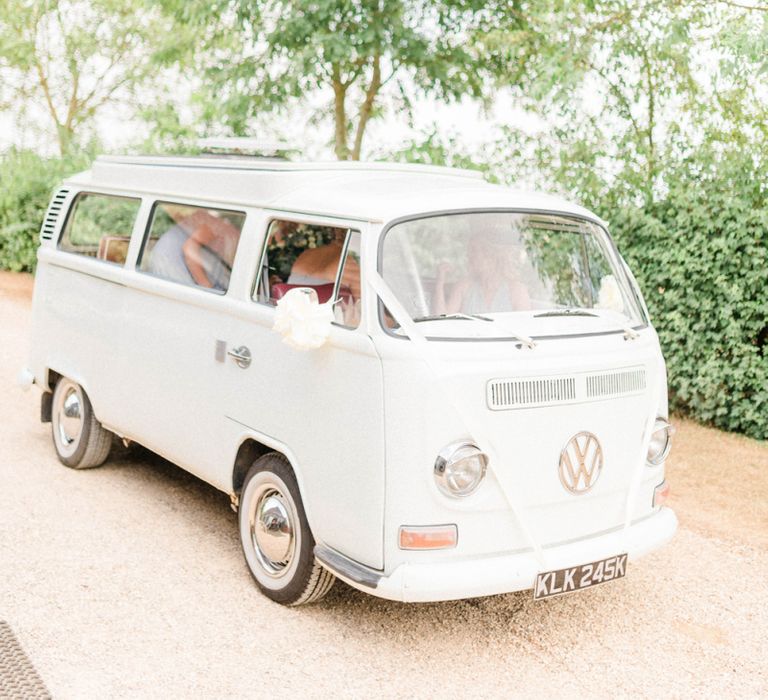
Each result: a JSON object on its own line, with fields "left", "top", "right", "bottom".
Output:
{"left": 611, "top": 150, "right": 768, "bottom": 440}
{"left": 0, "top": 149, "right": 92, "bottom": 271}
{"left": 0, "top": 0, "right": 181, "bottom": 155}
{"left": 178, "top": 0, "right": 531, "bottom": 159}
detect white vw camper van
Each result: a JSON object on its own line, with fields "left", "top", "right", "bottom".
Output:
{"left": 24, "top": 155, "right": 677, "bottom": 605}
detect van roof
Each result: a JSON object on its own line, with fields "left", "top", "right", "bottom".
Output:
{"left": 66, "top": 155, "right": 603, "bottom": 225}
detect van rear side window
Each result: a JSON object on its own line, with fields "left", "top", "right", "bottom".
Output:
{"left": 138, "top": 202, "right": 245, "bottom": 293}
{"left": 59, "top": 193, "right": 140, "bottom": 265}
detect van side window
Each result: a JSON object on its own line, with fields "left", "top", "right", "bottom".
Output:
{"left": 59, "top": 193, "right": 140, "bottom": 265}
{"left": 253, "top": 219, "right": 361, "bottom": 328}
{"left": 138, "top": 202, "right": 245, "bottom": 293}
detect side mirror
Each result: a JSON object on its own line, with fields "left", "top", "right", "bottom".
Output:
{"left": 272, "top": 287, "right": 334, "bottom": 350}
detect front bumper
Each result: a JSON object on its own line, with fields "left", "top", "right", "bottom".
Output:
{"left": 316, "top": 506, "right": 677, "bottom": 603}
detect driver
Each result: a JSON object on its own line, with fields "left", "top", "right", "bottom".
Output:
{"left": 434, "top": 223, "right": 531, "bottom": 315}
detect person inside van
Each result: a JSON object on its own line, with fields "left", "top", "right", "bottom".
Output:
{"left": 147, "top": 206, "right": 242, "bottom": 291}
{"left": 433, "top": 227, "right": 531, "bottom": 315}
{"left": 286, "top": 228, "right": 359, "bottom": 296}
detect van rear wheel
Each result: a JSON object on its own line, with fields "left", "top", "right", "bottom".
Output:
{"left": 238, "top": 452, "right": 335, "bottom": 605}
{"left": 51, "top": 378, "right": 112, "bottom": 469}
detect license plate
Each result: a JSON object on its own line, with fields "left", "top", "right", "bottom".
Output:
{"left": 533, "top": 553, "right": 628, "bottom": 600}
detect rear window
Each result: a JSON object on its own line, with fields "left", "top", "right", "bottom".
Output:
{"left": 58, "top": 193, "right": 140, "bottom": 266}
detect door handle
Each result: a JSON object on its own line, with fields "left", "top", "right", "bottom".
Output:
{"left": 227, "top": 345, "right": 252, "bottom": 369}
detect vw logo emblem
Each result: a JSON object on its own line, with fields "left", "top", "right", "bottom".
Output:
{"left": 558, "top": 432, "right": 603, "bottom": 494}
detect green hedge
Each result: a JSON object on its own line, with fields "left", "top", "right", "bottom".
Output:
{"left": 0, "top": 150, "right": 91, "bottom": 272}
{"left": 610, "top": 155, "right": 768, "bottom": 440}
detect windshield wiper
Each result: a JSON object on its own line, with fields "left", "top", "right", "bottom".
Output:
{"left": 535, "top": 308, "right": 599, "bottom": 318}
{"left": 535, "top": 307, "right": 641, "bottom": 341}
{"left": 413, "top": 312, "right": 493, "bottom": 323}
{"left": 412, "top": 313, "right": 536, "bottom": 349}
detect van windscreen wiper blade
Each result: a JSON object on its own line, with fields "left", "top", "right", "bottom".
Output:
{"left": 412, "top": 313, "right": 537, "bottom": 348}
{"left": 534, "top": 307, "right": 640, "bottom": 340}
{"left": 534, "top": 308, "right": 598, "bottom": 318}
{"left": 413, "top": 313, "right": 493, "bottom": 323}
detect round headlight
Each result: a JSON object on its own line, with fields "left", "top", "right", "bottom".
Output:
{"left": 647, "top": 418, "right": 674, "bottom": 466}
{"left": 434, "top": 441, "right": 488, "bottom": 498}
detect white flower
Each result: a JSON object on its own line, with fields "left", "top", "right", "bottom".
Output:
{"left": 597, "top": 275, "right": 624, "bottom": 313}
{"left": 272, "top": 288, "right": 334, "bottom": 350}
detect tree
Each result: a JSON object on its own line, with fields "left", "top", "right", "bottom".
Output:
{"left": 168, "top": 0, "right": 535, "bottom": 160}
{"left": 486, "top": 0, "right": 768, "bottom": 208}
{"left": 0, "top": 0, "right": 174, "bottom": 155}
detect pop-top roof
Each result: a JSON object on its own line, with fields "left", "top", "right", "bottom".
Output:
{"left": 63, "top": 155, "right": 602, "bottom": 225}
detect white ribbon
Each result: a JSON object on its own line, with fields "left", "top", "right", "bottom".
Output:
{"left": 272, "top": 288, "right": 335, "bottom": 350}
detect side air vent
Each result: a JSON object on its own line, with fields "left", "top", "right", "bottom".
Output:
{"left": 586, "top": 368, "right": 646, "bottom": 398}
{"left": 40, "top": 188, "right": 70, "bottom": 241}
{"left": 487, "top": 376, "right": 577, "bottom": 410}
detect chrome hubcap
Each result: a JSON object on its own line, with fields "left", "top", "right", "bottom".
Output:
{"left": 250, "top": 486, "right": 295, "bottom": 578}
{"left": 57, "top": 385, "right": 83, "bottom": 448}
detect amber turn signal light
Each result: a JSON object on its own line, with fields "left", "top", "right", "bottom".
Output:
{"left": 653, "top": 480, "right": 670, "bottom": 508}
{"left": 398, "top": 525, "right": 458, "bottom": 550}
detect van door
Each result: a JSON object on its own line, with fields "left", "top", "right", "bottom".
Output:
{"left": 219, "top": 220, "right": 385, "bottom": 570}
{"left": 113, "top": 200, "right": 251, "bottom": 488}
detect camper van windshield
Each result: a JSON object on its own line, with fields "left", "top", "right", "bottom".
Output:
{"left": 380, "top": 212, "right": 645, "bottom": 336}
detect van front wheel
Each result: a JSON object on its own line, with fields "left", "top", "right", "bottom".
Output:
{"left": 51, "top": 378, "right": 112, "bottom": 469}
{"left": 238, "top": 453, "right": 335, "bottom": 605}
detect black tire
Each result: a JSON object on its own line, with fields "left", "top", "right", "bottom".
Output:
{"left": 238, "top": 452, "right": 335, "bottom": 605}
{"left": 50, "top": 377, "right": 112, "bottom": 469}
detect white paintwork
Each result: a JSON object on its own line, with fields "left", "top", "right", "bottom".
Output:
{"left": 347, "top": 508, "right": 678, "bottom": 603}
{"left": 69, "top": 155, "right": 600, "bottom": 226}
{"left": 27, "top": 156, "right": 675, "bottom": 601}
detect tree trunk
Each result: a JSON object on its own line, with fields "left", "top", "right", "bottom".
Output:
{"left": 56, "top": 124, "right": 75, "bottom": 156}
{"left": 350, "top": 54, "right": 382, "bottom": 161}
{"left": 332, "top": 67, "right": 349, "bottom": 160}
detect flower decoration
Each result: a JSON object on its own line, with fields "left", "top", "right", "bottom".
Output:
{"left": 272, "top": 288, "right": 334, "bottom": 350}
{"left": 597, "top": 274, "right": 624, "bottom": 312}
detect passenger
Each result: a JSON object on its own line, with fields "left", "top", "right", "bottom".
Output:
{"left": 287, "top": 228, "right": 361, "bottom": 299}
{"left": 148, "top": 207, "right": 241, "bottom": 291}
{"left": 434, "top": 227, "right": 531, "bottom": 315}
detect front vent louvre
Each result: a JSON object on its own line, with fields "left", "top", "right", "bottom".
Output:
{"left": 586, "top": 368, "right": 646, "bottom": 398}
{"left": 40, "top": 188, "right": 69, "bottom": 241}
{"left": 488, "top": 376, "right": 577, "bottom": 410}
{"left": 487, "top": 366, "right": 647, "bottom": 410}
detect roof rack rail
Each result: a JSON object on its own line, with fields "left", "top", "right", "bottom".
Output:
{"left": 196, "top": 137, "right": 294, "bottom": 159}
{"left": 93, "top": 155, "right": 486, "bottom": 180}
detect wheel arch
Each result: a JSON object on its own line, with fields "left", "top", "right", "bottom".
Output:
{"left": 45, "top": 367, "right": 104, "bottom": 422}
{"left": 230, "top": 431, "right": 317, "bottom": 534}
{"left": 45, "top": 368, "right": 62, "bottom": 393}
{"left": 44, "top": 366, "right": 92, "bottom": 399}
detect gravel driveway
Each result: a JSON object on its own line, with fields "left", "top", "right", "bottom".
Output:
{"left": 1, "top": 273, "right": 767, "bottom": 698}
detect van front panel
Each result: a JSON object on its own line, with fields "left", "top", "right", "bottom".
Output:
{"left": 376, "top": 330, "right": 667, "bottom": 576}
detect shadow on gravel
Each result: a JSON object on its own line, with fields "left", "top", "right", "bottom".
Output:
{"left": 104, "top": 440, "right": 232, "bottom": 514}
